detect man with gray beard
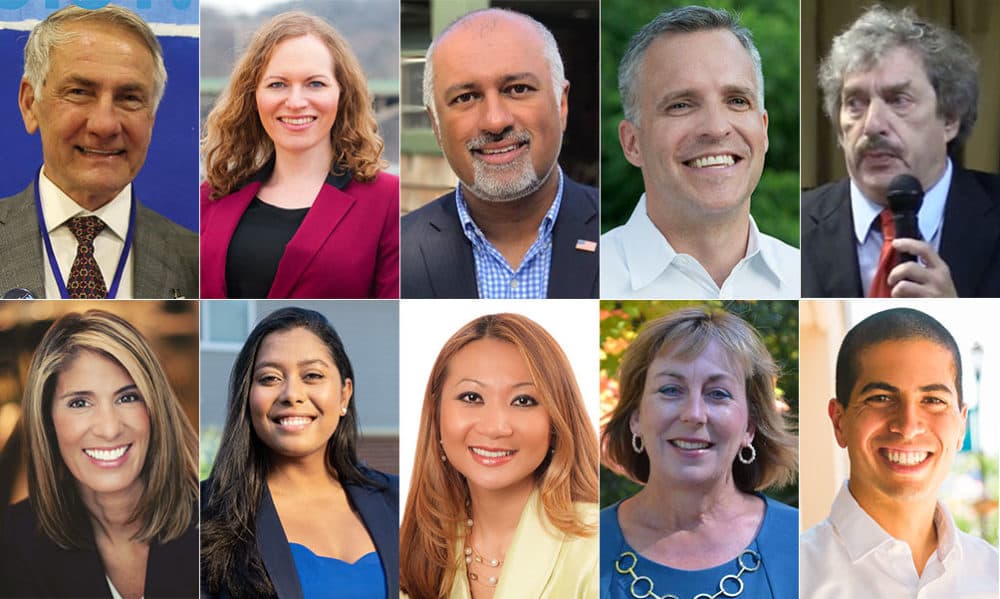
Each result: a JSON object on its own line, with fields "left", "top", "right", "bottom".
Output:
{"left": 401, "top": 8, "right": 598, "bottom": 299}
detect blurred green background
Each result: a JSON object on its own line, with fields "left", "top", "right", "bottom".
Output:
{"left": 599, "top": 300, "right": 799, "bottom": 508}
{"left": 601, "top": 0, "right": 799, "bottom": 246}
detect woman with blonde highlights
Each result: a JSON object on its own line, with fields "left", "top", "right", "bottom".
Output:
{"left": 201, "top": 11, "right": 398, "bottom": 299}
{"left": 400, "top": 313, "right": 599, "bottom": 598}
{"left": 600, "top": 308, "right": 798, "bottom": 598}
{"left": 0, "top": 310, "right": 198, "bottom": 599}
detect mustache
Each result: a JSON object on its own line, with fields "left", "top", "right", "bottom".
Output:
{"left": 855, "top": 135, "right": 902, "bottom": 156}
{"left": 466, "top": 128, "right": 531, "bottom": 151}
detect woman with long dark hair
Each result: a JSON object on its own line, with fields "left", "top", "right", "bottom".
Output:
{"left": 201, "top": 307, "right": 397, "bottom": 598}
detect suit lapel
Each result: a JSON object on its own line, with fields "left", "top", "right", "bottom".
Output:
{"left": 0, "top": 184, "right": 46, "bottom": 297}
{"left": 201, "top": 182, "right": 261, "bottom": 297}
{"left": 803, "top": 180, "right": 863, "bottom": 296}
{"left": 421, "top": 194, "right": 478, "bottom": 298}
{"left": 548, "top": 178, "right": 598, "bottom": 298}
{"left": 257, "top": 485, "right": 305, "bottom": 599}
{"left": 346, "top": 482, "right": 399, "bottom": 598}
{"left": 939, "top": 168, "right": 1000, "bottom": 296}
{"left": 268, "top": 183, "right": 355, "bottom": 298}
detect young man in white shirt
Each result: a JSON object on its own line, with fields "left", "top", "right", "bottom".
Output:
{"left": 801, "top": 307, "right": 998, "bottom": 598}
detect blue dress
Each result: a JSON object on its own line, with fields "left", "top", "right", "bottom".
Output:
{"left": 599, "top": 495, "right": 798, "bottom": 599}
{"left": 289, "top": 544, "right": 386, "bottom": 599}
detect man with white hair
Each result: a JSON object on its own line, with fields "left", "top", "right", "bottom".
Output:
{"left": 401, "top": 8, "right": 598, "bottom": 299}
{"left": 601, "top": 6, "right": 799, "bottom": 299}
{"left": 0, "top": 5, "right": 196, "bottom": 299}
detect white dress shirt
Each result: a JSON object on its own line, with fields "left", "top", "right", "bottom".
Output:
{"left": 852, "top": 158, "right": 951, "bottom": 296}
{"left": 600, "top": 194, "right": 800, "bottom": 298}
{"left": 38, "top": 169, "right": 134, "bottom": 299}
{"left": 801, "top": 481, "right": 998, "bottom": 599}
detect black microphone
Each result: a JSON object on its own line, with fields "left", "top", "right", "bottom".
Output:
{"left": 887, "top": 174, "right": 924, "bottom": 263}
{"left": 2, "top": 288, "right": 34, "bottom": 299}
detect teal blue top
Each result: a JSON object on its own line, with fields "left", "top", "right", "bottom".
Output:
{"left": 289, "top": 544, "right": 386, "bottom": 599}
{"left": 599, "top": 495, "right": 798, "bottom": 599}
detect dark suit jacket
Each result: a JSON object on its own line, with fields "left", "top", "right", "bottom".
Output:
{"left": 802, "top": 168, "right": 1000, "bottom": 297}
{"left": 0, "top": 499, "right": 198, "bottom": 598}
{"left": 200, "top": 171, "right": 399, "bottom": 299}
{"left": 202, "top": 469, "right": 399, "bottom": 599}
{"left": 400, "top": 176, "right": 599, "bottom": 298}
{"left": 0, "top": 182, "right": 198, "bottom": 299}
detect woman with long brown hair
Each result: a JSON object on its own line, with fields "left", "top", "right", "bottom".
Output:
{"left": 200, "top": 12, "right": 398, "bottom": 299}
{"left": 400, "top": 313, "right": 599, "bottom": 598}
{"left": 0, "top": 310, "right": 198, "bottom": 598}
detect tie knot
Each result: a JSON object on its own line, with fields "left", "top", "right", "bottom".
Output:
{"left": 68, "top": 216, "right": 106, "bottom": 244}
{"left": 876, "top": 208, "right": 895, "bottom": 241}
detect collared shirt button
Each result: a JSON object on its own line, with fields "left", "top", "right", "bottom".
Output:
{"left": 510, "top": 279, "right": 518, "bottom": 289}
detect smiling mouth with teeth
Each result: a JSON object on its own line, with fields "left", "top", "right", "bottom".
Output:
{"left": 83, "top": 444, "right": 130, "bottom": 461}
{"left": 276, "top": 416, "right": 314, "bottom": 427}
{"left": 670, "top": 440, "right": 712, "bottom": 450}
{"left": 280, "top": 116, "right": 316, "bottom": 125}
{"left": 79, "top": 147, "right": 124, "bottom": 156}
{"left": 881, "top": 449, "right": 930, "bottom": 466}
{"left": 470, "top": 447, "right": 516, "bottom": 458}
{"left": 685, "top": 154, "right": 738, "bottom": 168}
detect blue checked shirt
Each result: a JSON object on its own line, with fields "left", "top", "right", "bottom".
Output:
{"left": 455, "top": 169, "right": 564, "bottom": 298}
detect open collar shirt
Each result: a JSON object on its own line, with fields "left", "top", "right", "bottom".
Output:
{"left": 455, "top": 168, "right": 563, "bottom": 299}
{"left": 801, "top": 481, "right": 998, "bottom": 599}
{"left": 600, "top": 193, "right": 799, "bottom": 298}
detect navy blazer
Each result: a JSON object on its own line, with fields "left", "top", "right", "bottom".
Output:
{"left": 401, "top": 175, "right": 599, "bottom": 298}
{"left": 802, "top": 168, "right": 1000, "bottom": 297}
{"left": 202, "top": 469, "right": 399, "bottom": 599}
{"left": 0, "top": 499, "right": 198, "bottom": 598}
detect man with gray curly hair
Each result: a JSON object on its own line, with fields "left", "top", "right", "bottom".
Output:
{"left": 0, "top": 5, "right": 196, "bottom": 299}
{"left": 802, "top": 5, "right": 1000, "bottom": 298}
{"left": 600, "top": 6, "right": 799, "bottom": 299}
{"left": 401, "top": 8, "right": 599, "bottom": 299}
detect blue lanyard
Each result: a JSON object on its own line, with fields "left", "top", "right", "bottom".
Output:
{"left": 33, "top": 167, "right": 135, "bottom": 299}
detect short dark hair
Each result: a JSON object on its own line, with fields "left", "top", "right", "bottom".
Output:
{"left": 835, "top": 308, "right": 962, "bottom": 407}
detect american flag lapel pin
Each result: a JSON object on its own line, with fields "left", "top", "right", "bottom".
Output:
{"left": 575, "top": 239, "right": 597, "bottom": 252}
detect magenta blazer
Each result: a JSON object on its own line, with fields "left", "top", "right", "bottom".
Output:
{"left": 200, "top": 172, "right": 399, "bottom": 298}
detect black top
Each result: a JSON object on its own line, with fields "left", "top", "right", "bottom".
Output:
{"left": 225, "top": 197, "right": 309, "bottom": 298}
{"left": 0, "top": 498, "right": 199, "bottom": 598}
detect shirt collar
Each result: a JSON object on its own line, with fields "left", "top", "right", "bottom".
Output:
{"left": 454, "top": 167, "right": 564, "bottom": 247}
{"left": 850, "top": 158, "right": 952, "bottom": 244}
{"left": 38, "top": 168, "right": 132, "bottom": 240}
{"left": 829, "top": 480, "right": 962, "bottom": 564}
{"left": 621, "top": 193, "right": 785, "bottom": 290}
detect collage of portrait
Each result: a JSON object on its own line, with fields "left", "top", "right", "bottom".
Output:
{"left": 0, "top": 1, "right": 997, "bottom": 598}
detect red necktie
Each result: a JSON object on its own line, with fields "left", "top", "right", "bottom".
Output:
{"left": 66, "top": 216, "right": 108, "bottom": 299}
{"left": 869, "top": 208, "right": 896, "bottom": 298}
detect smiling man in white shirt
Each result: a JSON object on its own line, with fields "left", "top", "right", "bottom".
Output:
{"left": 801, "top": 307, "right": 998, "bottom": 598}
{"left": 600, "top": 6, "right": 799, "bottom": 299}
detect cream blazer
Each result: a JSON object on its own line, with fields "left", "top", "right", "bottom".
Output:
{"left": 448, "top": 488, "right": 598, "bottom": 599}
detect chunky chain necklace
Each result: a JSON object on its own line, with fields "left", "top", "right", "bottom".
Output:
{"left": 614, "top": 548, "right": 761, "bottom": 599}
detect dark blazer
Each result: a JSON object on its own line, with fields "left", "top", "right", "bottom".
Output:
{"left": 0, "top": 499, "right": 198, "bottom": 598}
{"left": 802, "top": 168, "right": 1000, "bottom": 297}
{"left": 0, "top": 182, "right": 198, "bottom": 299}
{"left": 400, "top": 175, "right": 599, "bottom": 298}
{"left": 200, "top": 171, "right": 399, "bottom": 299}
{"left": 202, "top": 469, "right": 399, "bottom": 599}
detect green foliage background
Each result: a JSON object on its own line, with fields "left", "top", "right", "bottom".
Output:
{"left": 599, "top": 300, "right": 799, "bottom": 508}
{"left": 600, "top": 0, "right": 800, "bottom": 246}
